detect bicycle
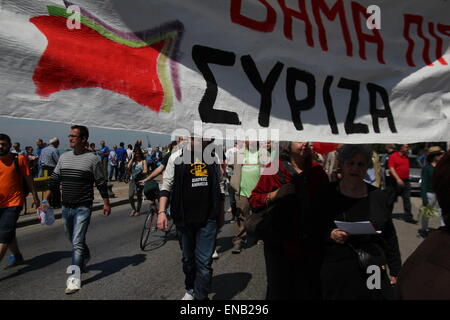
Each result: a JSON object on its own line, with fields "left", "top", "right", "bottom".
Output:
{"left": 139, "top": 189, "right": 175, "bottom": 251}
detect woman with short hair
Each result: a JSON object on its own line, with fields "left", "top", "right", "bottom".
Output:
{"left": 318, "top": 144, "right": 401, "bottom": 300}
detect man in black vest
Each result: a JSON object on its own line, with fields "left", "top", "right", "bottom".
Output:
{"left": 157, "top": 137, "right": 225, "bottom": 300}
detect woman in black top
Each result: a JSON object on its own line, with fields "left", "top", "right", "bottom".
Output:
{"left": 318, "top": 144, "right": 401, "bottom": 300}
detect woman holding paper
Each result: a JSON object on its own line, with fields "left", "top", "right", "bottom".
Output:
{"left": 318, "top": 144, "right": 401, "bottom": 300}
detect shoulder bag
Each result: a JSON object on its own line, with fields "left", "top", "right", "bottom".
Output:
{"left": 245, "top": 161, "right": 299, "bottom": 239}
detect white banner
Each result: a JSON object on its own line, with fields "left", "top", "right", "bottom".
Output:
{"left": 0, "top": 0, "right": 449, "bottom": 143}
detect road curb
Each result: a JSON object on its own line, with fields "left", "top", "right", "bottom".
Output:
{"left": 17, "top": 198, "right": 130, "bottom": 228}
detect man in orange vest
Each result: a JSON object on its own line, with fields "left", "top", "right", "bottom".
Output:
{"left": 0, "top": 133, "right": 40, "bottom": 268}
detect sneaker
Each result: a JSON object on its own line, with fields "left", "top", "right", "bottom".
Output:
{"left": 231, "top": 243, "right": 242, "bottom": 254}
{"left": 212, "top": 250, "right": 219, "bottom": 259}
{"left": 65, "top": 276, "right": 81, "bottom": 294}
{"left": 4, "top": 253, "right": 24, "bottom": 270}
{"left": 181, "top": 291, "right": 195, "bottom": 300}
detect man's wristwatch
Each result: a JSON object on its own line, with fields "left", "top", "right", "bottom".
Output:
{"left": 158, "top": 210, "right": 167, "bottom": 215}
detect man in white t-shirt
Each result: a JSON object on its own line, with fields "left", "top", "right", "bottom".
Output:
{"left": 108, "top": 145, "right": 118, "bottom": 181}
{"left": 126, "top": 144, "right": 133, "bottom": 162}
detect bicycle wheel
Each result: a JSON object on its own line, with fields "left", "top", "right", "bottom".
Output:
{"left": 140, "top": 208, "right": 157, "bottom": 251}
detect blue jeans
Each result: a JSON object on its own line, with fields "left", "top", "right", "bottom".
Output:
{"left": 397, "top": 179, "right": 412, "bottom": 218}
{"left": 177, "top": 219, "right": 217, "bottom": 300}
{"left": 62, "top": 206, "right": 92, "bottom": 267}
{"left": 37, "top": 165, "right": 43, "bottom": 178}
{"left": 109, "top": 165, "right": 118, "bottom": 180}
{"left": 117, "top": 161, "right": 125, "bottom": 181}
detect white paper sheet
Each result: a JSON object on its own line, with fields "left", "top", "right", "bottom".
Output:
{"left": 334, "top": 221, "right": 382, "bottom": 235}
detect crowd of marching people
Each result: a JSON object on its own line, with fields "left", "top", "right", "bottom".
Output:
{"left": 12, "top": 136, "right": 171, "bottom": 182}
{"left": 11, "top": 136, "right": 173, "bottom": 211}
{"left": 1, "top": 126, "right": 449, "bottom": 299}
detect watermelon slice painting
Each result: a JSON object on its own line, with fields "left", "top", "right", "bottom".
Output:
{"left": 30, "top": 1, "right": 184, "bottom": 113}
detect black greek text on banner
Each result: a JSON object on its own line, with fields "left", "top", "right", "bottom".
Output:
{"left": 0, "top": 0, "right": 449, "bottom": 143}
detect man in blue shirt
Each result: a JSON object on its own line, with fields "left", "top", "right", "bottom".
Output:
{"left": 152, "top": 147, "right": 162, "bottom": 165}
{"left": 115, "top": 142, "right": 127, "bottom": 182}
{"left": 97, "top": 140, "right": 110, "bottom": 180}
{"left": 39, "top": 137, "right": 60, "bottom": 175}
{"left": 39, "top": 137, "right": 61, "bottom": 207}
{"left": 35, "top": 139, "right": 47, "bottom": 177}
{"left": 35, "top": 139, "right": 46, "bottom": 157}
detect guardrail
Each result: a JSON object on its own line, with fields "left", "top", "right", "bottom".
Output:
{"left": 22, "top": 171, "right": 50, "bottom": 215}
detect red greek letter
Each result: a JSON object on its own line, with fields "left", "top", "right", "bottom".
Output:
{"left": 351, "top": 1, "right": 385, "bottom": 64}
{"left": 277, "top": 0, "right": 314, "bottom": 47}
{"left": 312, "top": 0, "right": 353, "bottom": 57}
{"left": 428, "top": 23, "right": 448, "bottom": 66}
{"left": 230, "top": 0, "right": 276, "bottom": 33}
{"left": 403, "top": 14, "right": 433, "bottom": 67}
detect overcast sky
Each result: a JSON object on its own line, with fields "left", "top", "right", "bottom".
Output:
{"left": 0, "top": 117, "right": 171, "bottom": 151}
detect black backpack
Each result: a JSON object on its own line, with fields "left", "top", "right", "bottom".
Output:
{"left": 13, "top": 154, "right": 31, "bottom": 197}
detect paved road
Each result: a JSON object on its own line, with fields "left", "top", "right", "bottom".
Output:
{"left": 391, "top": 193, "right": 442, "bottom": 262}
{"left": 0, "top": 193, "right": 439, "bottom": 300}
{"left": 0, "top": 201, "right": 266, "bottom": 300}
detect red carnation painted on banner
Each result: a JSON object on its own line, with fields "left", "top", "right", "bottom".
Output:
{"left": 30, "top": 3, "right": 184, "bottom": 113}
